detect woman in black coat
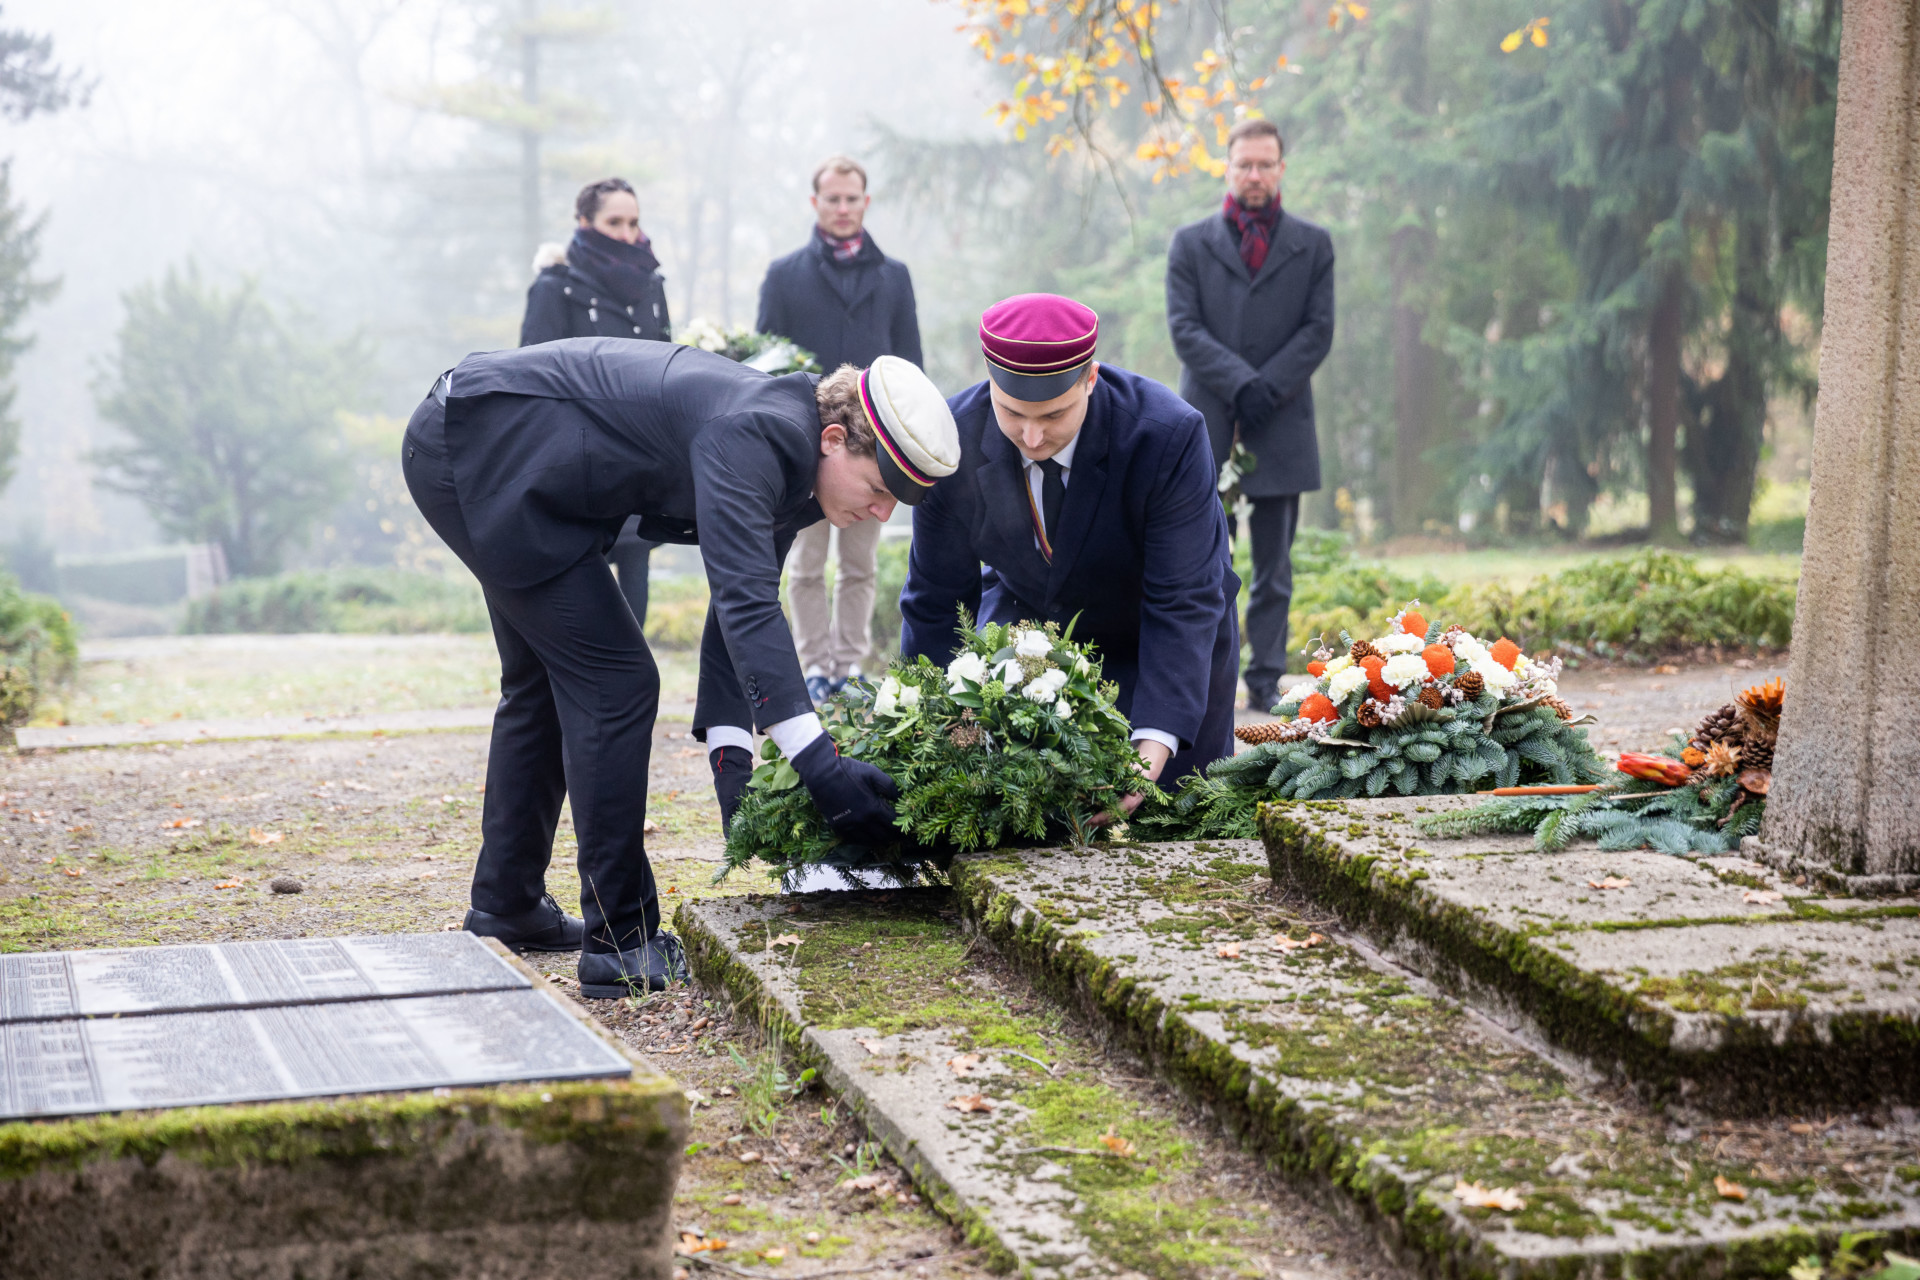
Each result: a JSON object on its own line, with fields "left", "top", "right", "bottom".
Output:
{"left": 520, "top": 177, "right": 672, "bottom": 628}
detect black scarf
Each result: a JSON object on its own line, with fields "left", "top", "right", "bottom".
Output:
{"left": 567, "top": 226, "right": 660, "bottom": 308}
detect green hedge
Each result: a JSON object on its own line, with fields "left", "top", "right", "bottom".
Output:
{"left": 184, "top": 569, "right": 489, "bottom": 635}
{"left": 0, "top": 572, "right": 79, "bottom": 734}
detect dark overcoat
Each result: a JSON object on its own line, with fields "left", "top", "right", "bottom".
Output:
{"left": 520, "top": 256, "right": 671, "bottom": 345}
{"left": 898, "top": 366, "right": 1239, "bottom": 775}
{"left": 440, "top": 338, "right": 824, "bottom": 734}
{"left": 755, "top": 231, "right": 922, "bottom": 371}
{"left": 1165, "top": 208, "right": 1334, "bottom": 497}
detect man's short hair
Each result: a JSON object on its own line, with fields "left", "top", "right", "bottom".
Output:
{"left": 1225, "top": 119, "right": 1285, "bottom": 160}
{"left": 815, "top": 365, "right": 877, "bottom": 457}
{"left": 811, "top": 156, "right": 868, "bottom": 193}
{"left": 575, "top": 177, "right": 636, "bottom": 221}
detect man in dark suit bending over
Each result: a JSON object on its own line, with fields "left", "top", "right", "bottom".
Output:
{"left": 1167, "top": 118, "right": 1334, "bottom": 713}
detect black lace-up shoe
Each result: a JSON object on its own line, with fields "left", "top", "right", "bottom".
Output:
{"left": 576, "top": 932, "right": 689, "bottom": 998}
{"left": 463, "top": 893, "right": 584, "bottom": 953}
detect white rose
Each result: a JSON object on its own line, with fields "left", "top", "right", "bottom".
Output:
{"left": 1327, "top": 666, "right": 1369, "bottom": 702}
{"left": 1375, "top": 631, "right": 1424, "bottom": 654}
{"left": 1053, "top": 698, "right": 1072, "bottom": 719}
{"left": 946, "top": 651, "right": 988, "bottom": 689}
{"left": 1382, "top": 653, "right": 1429, "bottom": 689}
{"left": 994, "top": 658, "right": 1025, "bottom": 686}
{"left": 1454, "top": 636, "right": 1489, "bottom": 664}
{"left": 899, "top": 684, "right": 922, "bottom": 710}
{"left": 1029, "top": 668, "right": 1069, "bottom": 699}
{"left": 1015, "top": 630, "right": 1052, "bottom": 658}
{"left": 1474, "top": 660, "right": 1516, "bottom": 692}
{"left": 873, "top": 677, "right": 902, "bottom": 717}
{"left": 1021, "top": 679, "right": 1055, "bottom": 702}
{"left": 1323, "top": 654, "right": 1355, "bottom": 675}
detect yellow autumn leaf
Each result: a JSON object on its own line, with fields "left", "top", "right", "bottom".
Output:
{"left": 1714, "top": 1174, "right": 1748, "bottom": 1200}
{"left": 1531, "top": 24, "right": 1549, "bottom": 46}
{"left": 1500, "top": 29, "right": 1524, "bottom": 52}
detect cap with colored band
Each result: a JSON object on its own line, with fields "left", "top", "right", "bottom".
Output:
{"left": 856, "top": 355, "right": 959, "bottom": 506}
{"left": 978, "top": 293, "right": 1099, "bottom": 401}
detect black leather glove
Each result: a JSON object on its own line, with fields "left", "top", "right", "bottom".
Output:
{"left": 1234, "top": 378, "right": 1281, "bottom": 428}
{"left": 790, "top": 735, "right": 901, "bottom": 845}
{"left": 710, "top": 745, "right": 755, "bottom": 835}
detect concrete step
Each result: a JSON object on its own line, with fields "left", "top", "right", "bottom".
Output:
{"left": 677, "top": 889, "right": 1411, "bottom": 1280}
{"left": 1256, "top": 796, "right": 1920, "bottom": 1113}
{"left": 948, "top": 839, "right": 1920, "bottom": 1279}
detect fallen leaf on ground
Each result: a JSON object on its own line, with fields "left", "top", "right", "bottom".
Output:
{"left": 62, "top": 867, "right": 81, "bottom": 877}
{"left": 1742, "top": 889, "right": 1783, "bottom": 904}
{"left": 737, "top": 1150, "right": 761, "bottom": 1163}
{"left": 679, "top": 1234, "right": 729, "bottom": 1254}
{"left": 945, "top": 1094, "right": 996, "bottom": 1114}
{"left": 1652, "top": 664, "right": 1680, "bottom": 676}
{"left": 1271, "top": 932, "right": 1326, "bottom": 953}
{"left": 720, "top": 1193, "right": 741, "bottom": 1205}
{"left": 948, "top": 1053, "right": 984, "bottom": 1077}
{"left": 1788, "top": 1122, "right": 1815, "bottom": 1135}
{"left": 249, "top": 829, "right": 284, "bottom": 845}
{"left": 1714, "top": 1175, "right": 1747, "bottom": 1200}
{"left": 643, "top": 818, "right": 660, "bottom": 834}
{"left": 1216, "top": 941, "right": 1243, "bottom": 959}
{"left": 769, "top": 934, "right": 803, "bottom": 948}
{"left": 1097, "top": 1125, "right": 1137, "bottom": 1157}
{"left": 761, "top": 1247, "right": 787, "bottom": 1261}
{"left": 844, "top": 1174, "right": 886, "bottom": 1191}
{"left": 1452, "top": 1179, "right": 1526, "bottom": 1211}
{"left": 164, "top": 818, "right": 202, "bottom": 829}
{"left": 1588, "top": 876, "right": 1632, "bottom": 890}
{"left": 855, "top": 1038, "right": 886, "bottom": 1055}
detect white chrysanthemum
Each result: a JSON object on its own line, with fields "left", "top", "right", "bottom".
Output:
{"left": 946, "top": 651, "right": 988, "bottom": 689}
{"left": 873, "top": 677, "right": 901, "bottom": 717}
{"left": 1327, "top": 666, "right": 1369, "bottom": 702}
{"left": 1053, "top": 698, "right": 1072, "bottom": 720}
{"left": 1015, "top": 629, "right": 1052, "bottom": 658}
{"left": 1382, "top": 653, "right": 1430, "bottom": 688}
{"left": 899, "top": 683, "right": 922, "bottom": 710}
{"left": 1454, "top": 635, "right": 1490, "bottom": 664}
{"left": 1324, "top": 654, "right": 1355, "bottom": 675}
{"left": 1374, "top": 631, "right": 1424, "bottom": 654}
{"left": 1277, "top": 683, "right": 1308, "bottom": 708}
{"left": 1474, "top": 659, "right": 1517, "bottom": 693}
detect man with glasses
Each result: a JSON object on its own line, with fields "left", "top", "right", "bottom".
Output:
{"left": 1166, "top": 119, "right": 1334, "bottom": 715}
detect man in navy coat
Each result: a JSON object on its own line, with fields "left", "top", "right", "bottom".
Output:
{"left": 899, "top": 294, "right": 1239, "bottom": 796}
{"left": 403, "top": 341, "right": 958, "bottom": 995}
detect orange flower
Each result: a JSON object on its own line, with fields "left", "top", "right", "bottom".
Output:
{"left": 1297, "top": 693, "right": 1338, "bottom": 723}
{"left": 1360, "top": 655, "right": 1392, "bottom": 702}
{"left": 1400, "top": 610, "right": 1428, "bottom": 637}
{"left": 1422, "top": 644, "right": 1457, "bottom": 680}
{"left": 1617, "top": 752, "right": 1691, "bottom": 786}
{"left": 1306, "top": 660, "right": 1326, "bottom": 677}
{"left": 1681, "top": 746, "right": 1707, "bottom": 767}
{"left": 1489, "top": 637, "right": 1522, "bottom": 671}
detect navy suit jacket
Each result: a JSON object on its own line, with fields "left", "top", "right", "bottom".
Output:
{"left": 441, "top": 338, "right": 825, "bottom": 736}
{"left": 899, "top": 365, "right": 1233, "bottom": 749}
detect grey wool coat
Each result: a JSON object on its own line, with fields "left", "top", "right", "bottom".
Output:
{"left": 1165, "top": 207, "right": 1335, "bottom": 497}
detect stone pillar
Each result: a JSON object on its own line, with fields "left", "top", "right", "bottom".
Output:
{"left": 1762, "top": 0, "right": 1920, "bottom": 883}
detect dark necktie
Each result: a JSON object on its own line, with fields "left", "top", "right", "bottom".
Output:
{"left": 1038, "top": 458, "right": 1066, "bottom": 539}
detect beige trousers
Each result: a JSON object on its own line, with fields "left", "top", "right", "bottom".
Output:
{"left": 786, "top": 518, "right": 882, "bottom": 678}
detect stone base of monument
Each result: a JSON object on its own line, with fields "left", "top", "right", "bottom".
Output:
{"left": 1253, "top": 796, "right": 1920, "bottom": 1114}
{"left": 945, "top": 834, "right": 1920, "bottom": 1278}
{"left": 0, "top": 938, "right": 686, "bottom": 1280}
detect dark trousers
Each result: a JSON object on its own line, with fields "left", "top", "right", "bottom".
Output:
{"left": 608, "top": 518, "right": 657, "bottom": 630}
{"left": 1241, "top": 494, "right": 1300, "bottom": 711}
{"left": 402, "top": 395, "right": 660, "bottom": 955}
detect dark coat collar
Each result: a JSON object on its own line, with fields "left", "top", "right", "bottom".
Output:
{"left": 807, "top": 228, "right": 887, "bottom": 310}
{"left": 1200, "top": 206, "right": 1305, "bottom": 288}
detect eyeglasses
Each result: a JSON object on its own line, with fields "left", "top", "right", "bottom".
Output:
{"left": 1230, "top": 160, "right": 1282, "bottom": 175}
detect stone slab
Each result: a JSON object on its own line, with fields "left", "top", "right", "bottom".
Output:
{"left": 676, "top": 892, "right": 1375, "bottom": 1280}
{"left": 949, "top": 841, "right": 1920, "bottom": 1280}
{"left": 1257, "top": 797, "right": 1920, "bottom": 1111}
{"left": 0, "top": 932, "right": 529, "bottom": 1022}
{"left": 0, "top": 944, "right": 688, "bottom": 1280}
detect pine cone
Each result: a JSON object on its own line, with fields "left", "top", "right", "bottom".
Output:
{"left": 1740, "top": 736, "right": 1774, "bottom": 771}
{"left": 1356, "top": 699, "right": 1384, "bottom": 728}
{"left": 1235, "top": 720, "right": 1292, "bottom": 745}
{"left": 1738, "top": 677, "right": 1785, "bottom": 726}
{"left": 1690, "top": 704, "right": 1742, "bottom": 754}
{"left": 1455, "top": 670, "right": 1485, "bottom": 699}
{"left": 1544, "top": 695, "right": 1575, "bottom": 721}
{"left": 1349, "top": 640, "right": 1382, "bottom": 662}
{"left": 1418, "top": 686, "right": 1445, "bottom": 710}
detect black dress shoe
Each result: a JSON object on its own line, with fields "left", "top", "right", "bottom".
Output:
{"left": 463, "top": 893, "right": 584, "bottom": 953}
{"left": 577, "top": 932, "right": 688, "bottom": 998}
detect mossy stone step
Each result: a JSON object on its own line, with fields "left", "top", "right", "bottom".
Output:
{"left": 0, "top": 948, "right": 687, "bottom": 1280}
{"left": 948, "top": 839, "right": 1920, "bottom": 1280}
{"left": 676, "top": 890, "right": 1386, "bottom": 1280}
{"left": 1256, "top": 797, "right": 1920, "bottom": 1113}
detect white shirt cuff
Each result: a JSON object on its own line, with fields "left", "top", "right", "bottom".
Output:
{"left": 767, "top": 712, "right": 826, "bottom": 759}
{"left": 1131, "top": 728, "right": 1180, "bottom": 755}
{"left": 705, "top": 726, "right": 755, "bottom": 756}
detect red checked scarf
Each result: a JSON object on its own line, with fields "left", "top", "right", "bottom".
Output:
{"left": 816, "top": 226, "right": 865, "bottom": 263}
{"left": 1222, "top": 195, "right": 1282, "bottom": 274}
